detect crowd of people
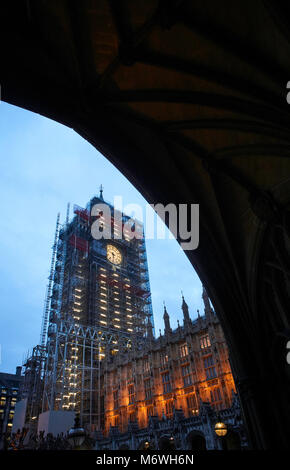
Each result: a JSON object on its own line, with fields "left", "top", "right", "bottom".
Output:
{"left": 0, "top": 428, "right": 95, "bottom": 450}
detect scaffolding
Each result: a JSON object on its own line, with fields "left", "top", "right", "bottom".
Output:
{"left": 40, "top": 213, "right": 60, "bottom": 347}
{"left": 40, "top": 194, "right": 154, "bottom": 432}
{"left": 42, "top": 320, "right": 145, "bottom": 430}
{"left": 21, "top": 345, "right": 46, "bottom": 427}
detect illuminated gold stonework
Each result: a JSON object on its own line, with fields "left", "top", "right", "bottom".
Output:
{"left": 107, "top": 244, "right": 122, "bottom": 265}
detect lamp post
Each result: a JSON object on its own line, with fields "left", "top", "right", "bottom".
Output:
{"left": 169, "top": 435, "right": 175, "bottom": 450}
{"left": 214, "top": 414, "right": 227, "bottom": 450}
{"left": 68, "top": 415, "right": 86, "bottom": 450}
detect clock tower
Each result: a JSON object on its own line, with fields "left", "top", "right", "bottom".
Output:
{"left": 43, "top": 188, "right": 154, "bottom": 429}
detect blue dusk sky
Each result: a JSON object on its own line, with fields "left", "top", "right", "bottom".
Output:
{"left": 0, "top": 102, "right": 203, "bottom": 374}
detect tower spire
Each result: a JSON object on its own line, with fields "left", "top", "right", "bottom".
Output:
{"left": 99, "top": 184, "right": 104, "bottom": 200}
{"left": 163, "top": 302, "right": 172, "bottom": 334}
{"left": 181, "top": 292, "right": 191, "bottom": 325}
{"left": 147, "top": 316, "right": 154, "bottom": 341}
{"left": 202, "top": 286, "right": 212, "bottom": 320}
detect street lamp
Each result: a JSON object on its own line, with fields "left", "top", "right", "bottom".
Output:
{"left": 68, "top": 415, "right": 86, "bottom": 449}
{"left": 169, "top": 435, "right": 175, "bottom": 450}
{"left": 214, "top": 418, "right": 227, "bottom": 437}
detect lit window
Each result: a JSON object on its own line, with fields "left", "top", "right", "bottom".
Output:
{"left": 200, "top": 335, "right": 211, "bottom": 349}
{"left": 186, "top": 394, "right": 198, "bottom": 413}
{"left": 180, "top": 343, "right": 189, "bottom": 357}
{"left": 160, "top": 353, "right": 169, "bottom": 366}
{"left": 143, "top": 359, "right": 150, "bottom": 373}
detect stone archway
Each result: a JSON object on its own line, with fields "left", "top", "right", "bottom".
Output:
{"left": 222, "top": 431, "right": 241, "bottom": 450}
{"left": 186, "top": 431, "right": 207, "bottom": 451}
{"left": 158, "top": 436, "right": 176, "bottom": 451}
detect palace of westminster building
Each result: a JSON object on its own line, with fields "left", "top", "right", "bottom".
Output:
{"left": 95, "top": 289, "right": 247, "bottom": 450}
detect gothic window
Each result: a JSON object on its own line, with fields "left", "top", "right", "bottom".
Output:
{"left": 162, "top": 372, "right": 171, "bottom": 393}
{"left": 181, "top": 364, "right": 190, "bottom": 376}
{"left": 200, "top": 334, "right": 211, "bottom": 349}
{"left": 143, "top": 358, "right": 150, "bottom": 373}
{"left": 165, "top": 400, "right": 174, "bottom": 418}
{"left": 186, "top": 393, "right": 198, "bottom": 413}
{"left": 144, "top": 378, "right": 152, "bottom": 399}
{"left": 160, "top": 352, "right": 169, "bottom": 366}
{"left": 204, "top": 355, "right": 217, "bottom": 379}
{"left": 184, "top": 375, "right": 192, "bottom": 386}
{"left": 204, "top": 355, "right": 214, "bottom": 367}
{"left": 181, "top": 364, "right": 192, "bottom": 386}
{"left": 210, "top": 387, "right": 222, "bottom": 410}
{"left": 180, "top": 343, "right": 189, "bottom": 357}
{"left": 128, "top": 384, "right": 135, "bottom": 404}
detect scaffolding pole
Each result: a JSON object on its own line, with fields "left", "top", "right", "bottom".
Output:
{"left": 40, "top": 213, "right": 60, "bottom": 347}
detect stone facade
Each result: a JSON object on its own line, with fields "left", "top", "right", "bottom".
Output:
{"left": 95, "top": 290, "right": 248, "bottom": 450}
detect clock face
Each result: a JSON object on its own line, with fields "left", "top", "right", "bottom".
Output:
{"left": 107, "top": 244, "right": 122, "bottom": 265}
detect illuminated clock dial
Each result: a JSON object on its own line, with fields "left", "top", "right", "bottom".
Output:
{"left": 107, "top": 244, "right": 122, "bottom": 265}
